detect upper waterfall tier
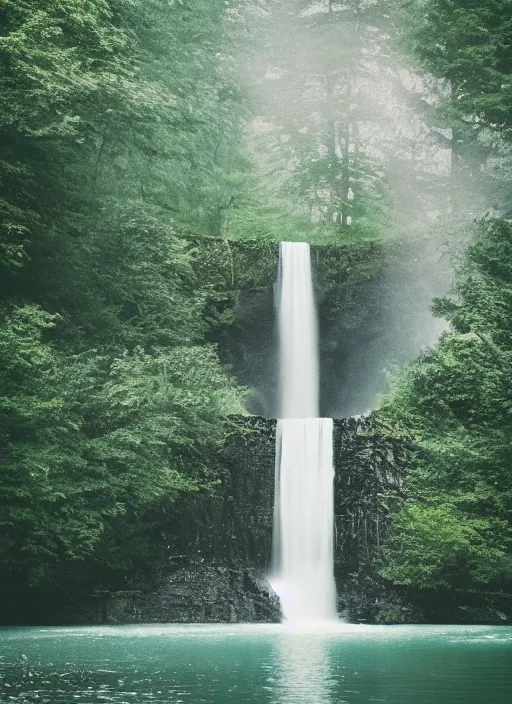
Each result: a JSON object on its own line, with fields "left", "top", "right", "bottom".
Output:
{"left": 278, "top": 242, "right": 319, "bottom": 419}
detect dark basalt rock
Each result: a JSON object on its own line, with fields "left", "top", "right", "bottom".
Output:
{"left": 105, "top": 565, "right": 281, "bottom": 624}
{"left": 162, "top": 416, "right": 277, "bottom": 569}
{"left": 332, "top": 416, "right": 408, "bottom": 581}
{"left": 200, "top": 237, "right": 449, "bottom": 420}
{"left": 336, "top": 570, "right": 426, "bottom": 624}
{"left": 115, "top": 413, "right": 409, "bottom": 627}
{"left": 206, "top": 414, "right": 411, "bottom": 624}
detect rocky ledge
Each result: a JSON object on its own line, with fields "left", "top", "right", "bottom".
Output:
{"left": 104, "top": 565, "right": 281, "bottom": 625}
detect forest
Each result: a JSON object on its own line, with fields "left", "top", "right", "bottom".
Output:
{"left": 1, "top": 0, "right": 511, "bottom": 624}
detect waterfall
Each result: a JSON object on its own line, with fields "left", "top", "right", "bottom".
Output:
{"left": 273, "top": 418, "right": 337, "bottom": 620}
{"left": 277, "top": 242, "right": 318, "bottom": 419}
{"left": 272, "top": 242, "right": 337, "bottom": 621}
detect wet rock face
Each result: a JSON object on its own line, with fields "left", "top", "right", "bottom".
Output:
{"left": 332, "top": 416, "right": 408, "bottom": 579}
{"left": 211, "top": 415, "right": 408, "bottom": 623}
{"left": 219, "top": 417, "right": 277, "bottom": 568}
{"left": 105, "top": 566, "right": 281, "bottom": 624}
{"left": 335, "top": 570, "right": 426, "bottom": 625}
{"left": 225, "top": 414, "right": 425, "bottom": 624}
{"left": 213, "top": 415, "right": 406, "bottom": 586}
{"left": 331, "top": 417, "right": 413, "bottom": 623}
{"left": 208, "top": 238, "right": 448, "bottom": 420}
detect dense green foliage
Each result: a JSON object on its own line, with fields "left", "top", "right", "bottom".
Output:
{"left": 0, "top": 1, "right": 392, "bottom": 601}
{"left": 394, "top": 0, "right": 512, "bottom": 213}
{"left": 371, "top": 0, "right": 512, "bottom": 614}
{"left": 2, "top": 0, "right": 512, "bottom": 622}
{"left": 397, "top": 0, "right": 512, "bottom": 129}
{"left": 0, "top": 0, "right": 250, "bottom": 594}
{"left": 0, "top": 0, "right": 250, "bottom": 260}
{"left": 380, "top": 220, "right": 512, "bottom": 605}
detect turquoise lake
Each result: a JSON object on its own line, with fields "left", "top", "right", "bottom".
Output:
{"left": 1, "top": 623, "right": 511, "bottom": 703}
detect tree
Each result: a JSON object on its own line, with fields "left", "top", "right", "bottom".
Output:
{"left": 380, "top": 219, "right": 512, "bottom": 601}
{"left": 394, "top": 0, "right": 512, "bottom": 217}
{"left": 0, "top": 305, "right": 245, "bottom": 587}
{"left": 396, "top": 0, "right": 512, "bottom": 130}
{"left": 0, "top": 0, "right": 250, "bottom": 598}
{"left": 243, "top": 0, "right": 393, "bottom": 240}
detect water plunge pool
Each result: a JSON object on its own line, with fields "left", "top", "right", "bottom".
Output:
{"left": 1, "top": 623, "right": 511, "bottom": 703}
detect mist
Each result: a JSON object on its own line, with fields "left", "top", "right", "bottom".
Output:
{"left": 232, "top": 0, "right": 501, "bottom": 416}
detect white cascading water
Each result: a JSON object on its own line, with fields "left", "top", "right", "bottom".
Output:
{"left": 277, "top": 242, "right": 319, "bottom": 419}
{"left": 271, "top": 242, "right": 337, "bottom": 621}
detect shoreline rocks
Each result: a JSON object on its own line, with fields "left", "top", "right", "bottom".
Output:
{"left": 104, "top": 565, "right": 281, "bottom": 625}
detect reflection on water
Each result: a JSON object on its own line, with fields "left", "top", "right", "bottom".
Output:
{"left": 0, "top": 624, "right": 511, "bottom": 704}
{"left": 274, "top": 626, "right": 335, "bottom": 704}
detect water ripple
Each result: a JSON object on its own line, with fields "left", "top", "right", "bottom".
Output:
{"left": 0, "top": 624, "right": 511, "bottom": 704}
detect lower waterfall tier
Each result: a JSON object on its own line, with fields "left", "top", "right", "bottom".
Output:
{"left": 271, "top": 418, "right": 337, "bottom": 621}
